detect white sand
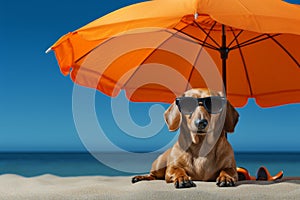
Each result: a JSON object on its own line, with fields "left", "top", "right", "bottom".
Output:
{"left": 0, "top": 174, "right": 299, "bottom": 200}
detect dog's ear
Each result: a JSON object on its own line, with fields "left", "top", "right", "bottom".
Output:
{"left": 164, "top": 102, "right": 182, "bottom": 132}
{"left": 224, "top": 101, "right": 239, "bottom": 133}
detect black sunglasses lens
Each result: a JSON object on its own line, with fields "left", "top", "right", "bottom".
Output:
{"left": 204, "top": 97, "right": 225, "bottom": 114}
{"left": 178, "top": 98, "right": 198, "bottom": 115}
{"left": 177, "top": 97, "right": 226, "bottom": 114}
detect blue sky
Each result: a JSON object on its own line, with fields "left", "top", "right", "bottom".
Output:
{"left": 0, "top": 0, "right": 299, "bottom": 153}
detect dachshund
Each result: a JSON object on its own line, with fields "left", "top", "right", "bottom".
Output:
{"left": 132, "top": 88, "right": 239, "bottom": 188}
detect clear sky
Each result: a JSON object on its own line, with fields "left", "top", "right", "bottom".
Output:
{"left": 0, "top": 0, "right": 299, "bottom": 153}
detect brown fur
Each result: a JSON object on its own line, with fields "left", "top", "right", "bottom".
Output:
{"left": 132, "top": 88, "right": 239, "bottom": 188}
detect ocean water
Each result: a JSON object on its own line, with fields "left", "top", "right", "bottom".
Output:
{"left": 0, "top": 152, "right": 299, "bottom": 177}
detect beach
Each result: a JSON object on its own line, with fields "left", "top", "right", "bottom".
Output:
{"left": 0, "top": 174, "right": 299, "bottom": 200}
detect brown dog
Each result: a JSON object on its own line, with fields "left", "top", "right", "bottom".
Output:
{"left": 132, "top": 88, "right": 239, "bottom": 188}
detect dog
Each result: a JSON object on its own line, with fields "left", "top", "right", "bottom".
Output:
{"left": 132, "top": 88, "right": 239, "bottom": 188}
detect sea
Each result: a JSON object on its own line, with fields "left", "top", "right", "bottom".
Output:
{"left": 0, "top": 152, "right": 299, "bottom": 178}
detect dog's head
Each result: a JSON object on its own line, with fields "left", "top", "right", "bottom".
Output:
{"left": 164, "top": 88, "right": 239, "bottom": 141}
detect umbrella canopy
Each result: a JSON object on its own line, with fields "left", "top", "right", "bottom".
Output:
{"left": 48, "top": 0, "right": 300, "bottom": 107}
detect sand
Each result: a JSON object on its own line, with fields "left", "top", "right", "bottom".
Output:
{"left": 0, "top": 174, "right": 299, "bottom": 200}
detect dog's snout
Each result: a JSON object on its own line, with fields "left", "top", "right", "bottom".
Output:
{"left": 194, "top": 119, "right": 208, "bottom": 130}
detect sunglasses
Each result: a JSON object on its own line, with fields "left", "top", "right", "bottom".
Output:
{"left": 175, "top": 96, "right": 226, "bottom": 115}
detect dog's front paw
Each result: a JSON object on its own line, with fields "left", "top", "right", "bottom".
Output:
{"left": 216, "top": 174, "right": 236, "bottom": 187}
{"left": 174, "top": 176, "right": 196, "bottom": 189}
{"left": 131, "top": 176, "right": 143, "bottom": 184}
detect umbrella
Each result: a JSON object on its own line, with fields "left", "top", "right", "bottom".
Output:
{"left": 47, "top": 0, "right": 300, "bottom": 108}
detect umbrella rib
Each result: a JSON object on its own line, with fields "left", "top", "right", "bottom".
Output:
{"left": 230, "top": 34, "right": 268, "bottom": 50}
{"left": 184, "top": 47, "right": 202, "bottom": 92}
{"left": 172, "top": 28, "right": 217, "bottom": 49}
{"left": 194, "top": 21, "right": 221, "bottom": 48}
{"left": 230, "top": 27, "right": 253, "bottom": 96}
{"left": 227, "top": 30, "right": 243, "bottom": 48}
{"left": 184, "top": 22, "right": 217, "bottom": 91}
{"left": 75, "top": 35, "right": 117, "bottom": 64}
{"left": 74, "top": 29, "right": 191, "bottom": 64}
{"left": 121, "top": 30, "right": 180, "bottom": 90}
{"left": 230, "top": 34, "right": 281, "bottom": 50}
{"left": 267, "top": 34, "right": 300, "bottom": 68}
{"left": 174, "top": 28, "right": 219, "bottom": 50}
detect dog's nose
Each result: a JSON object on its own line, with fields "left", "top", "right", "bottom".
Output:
{"left": 194, "top": 119, "right": 208, "bottom": 130}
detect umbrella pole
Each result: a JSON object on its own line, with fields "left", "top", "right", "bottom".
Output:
{"left": 221, "top": 25, "right": 228, "bottom": 92}
{"left": 221, "top": 24, "right": 229, "bottom": 139}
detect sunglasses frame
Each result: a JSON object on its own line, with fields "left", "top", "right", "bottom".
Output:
{"left": 175, "top": 96, "right": 227, "bottom": 115}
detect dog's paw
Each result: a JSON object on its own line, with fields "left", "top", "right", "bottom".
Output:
{"left": 174, "top": 176, "right": 196, "bottom": 189}
{"left": 132, "top": 175, "right": 156, "bottom": 184}
{"left": 131, "top": 176, "right": 142, "bottom": 184}
{"left": 216, "top": 174, "right": 236, "bottom": 187}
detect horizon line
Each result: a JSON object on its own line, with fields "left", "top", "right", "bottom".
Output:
{"left": 0, "top": 151, "right": 300, "bottom": 154}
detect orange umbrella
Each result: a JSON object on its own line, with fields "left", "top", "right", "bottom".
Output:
{"left": 47, "top": 0, "right": 300, "bottom": 107}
